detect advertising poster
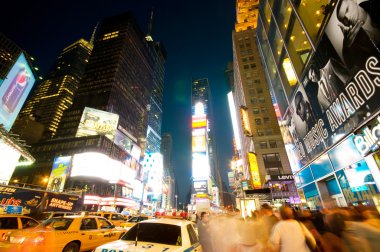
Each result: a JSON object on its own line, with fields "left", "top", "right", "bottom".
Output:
{"left": 287, "top": 0, "right": 380, "bottom": 167}
{"left": 0, "top": 52, "right": 36, "bottom": 131}
{"left": 193, "top": 180, "right": 208, "bottom": 194}
{"left": 0, "top": 139, "right": 21, "bottom": 184}
{"left": 76, "top": 107, "right": 119, "bottom": 141}
{"left": 47, "top": 156, "right": 72, "bottom": 192}
{"left": 192, "top": 135, "right": 206, "bottom": 152}
{"left": 247, "top": 152, "right": 261, "bottom": 188}
{"left": 0, "top": 185, "right": 82, "bottom": 216}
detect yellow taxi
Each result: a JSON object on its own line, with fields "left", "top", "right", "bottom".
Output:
{"left": 90, "top": 212, "right": 127, "bottom": 227}
{"left": 0, "top": 215, "right": 39, "bottom": 240}
{"left": 94, "top": 217, "right": 202, "bottom": 252}
{"left": 0, "top": 215, "right": 125, "bottom": 252}
{"left": 119, "top": 215, "right": 151, "bottom": 230}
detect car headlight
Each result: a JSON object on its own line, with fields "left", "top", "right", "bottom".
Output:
{"left": 9, "top": 236, "right": 25, "bottom": 244}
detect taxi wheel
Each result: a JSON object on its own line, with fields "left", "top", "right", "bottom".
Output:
{"left": 62, "top": 242, "right": 80, "bottom": 252}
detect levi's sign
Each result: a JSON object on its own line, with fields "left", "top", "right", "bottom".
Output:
{"left": 270, "top": 174, "right": 294, "bottom": 181}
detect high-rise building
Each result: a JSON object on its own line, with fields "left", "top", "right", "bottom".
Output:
{"left": 161, "top": 133, "right": 175, "bottom": 208}
{"left": 191, "top": 78, "right": 223, "bottom": 208}
{"left": 230, "top": 0, "right": 295, "bottom": 212}
{"left": 12, "top": 12, "right": 166, "bottom": 212}
{"left": 256, "top": 0, "right": 380, "bottom": 209}
{"left": 12, "top": 39, "right": 93, "bottom": 140}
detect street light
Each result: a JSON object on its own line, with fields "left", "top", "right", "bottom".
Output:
{"left": 175, "top": 194, "right": 178, "bottom": 210}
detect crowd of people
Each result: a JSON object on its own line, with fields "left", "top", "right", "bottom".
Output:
{"left": 196, "top": 204, "right": 380, "bottom": 252}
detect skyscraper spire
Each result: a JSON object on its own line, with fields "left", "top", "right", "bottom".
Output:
{"left": 145, "top": 8, "right": 154, "bottom": 42}
{"left": 90, "top": 22, "right": 99, "bottom": 46}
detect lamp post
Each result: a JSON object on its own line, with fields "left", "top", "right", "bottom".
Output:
{"left": 175, "top": 194, "right": 178, "bottom": 210}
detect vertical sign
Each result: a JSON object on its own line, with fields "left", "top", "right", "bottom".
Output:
{"left": 47, "top": 156, "right": 72, "bottom": 192}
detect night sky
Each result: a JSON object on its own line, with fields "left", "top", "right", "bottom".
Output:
{"left": 0, "top": 0, "right": 235, "bottom": 203}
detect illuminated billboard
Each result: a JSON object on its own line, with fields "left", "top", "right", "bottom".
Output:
{"left": 76, "top": 107, "right": 119, "bottom": 141}
{"left": 0, "top": 139, "right": 21, "bottom": 184}
{"left": 71, "top": 152, "right": 137, "bottom": 185}
{"left": 192, "top": 135, "right": 206, "bottom": 152}
{"left": 240, "top": 106, "right": 252, "bottom": 137}
{"left": 228, "top": 92, "right": 242, "bottom": 151}
{"left": 248, "top": 152, "right": 261, "bottom": 188}
{"left": 192, "top": 152, "right": 210, "bottom": 179}
{"left": 284, "top": 1, "right": 380, "bottom": 170}
{"left": 0, "top": 53, "right": 36, "bottom": 131}
{"left": 192, "top": 115, "right": 207, "bottom": 128}
{"left": 47, "top": 156, "right": 72, "bottom": 192}
{"left": 193, "top": 180, "right": 208, "bottom": 194}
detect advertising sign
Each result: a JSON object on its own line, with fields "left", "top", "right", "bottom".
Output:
{"left": 248, "top": 152, "right": 261, "bottom": 188}
{"left": 192, "top": 134, "right": 207, "bottom": 152}
{"left": 0, "top": 185, "right": 82, "bottom": 216}
{"left": 270, "top": 174, "right": 295, "bottom": 182}
{"left": 192, "top": 115, "right": 207, "bottom": 128}
{"left": 193, "top": 180, "right": 208, "bottom": 194}
{"left": 76, "top": 107, "right": 119, "bottom": 141}
{"left": 192, "top": 152, "right": 210, "bottom": 179}
{"left": 286, "top": 0, "right": 380, "bottom": 169}
{"left": 0, "top": 53, "right": 36, "bottom": 131}
{"left": 6, "top": 205, "right": 22, "bottom": 214}
{"left": 240, "top": 106, "right": 253, "bottom": 137}
{"left": 47, "top": 156, "right": 72, "bottom": 192}
{"left": 0, "top": 139, "right": 21, "bottom": 184}
{"left": 228, "top": 172, "right": 235, "bottom": 187}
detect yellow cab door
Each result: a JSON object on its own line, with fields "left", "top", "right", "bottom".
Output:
{"left": 79, "top": 217, "right": 100, "bottom": 251}
{"left": 97, "top": 218, "right": 119, "bottom": 244}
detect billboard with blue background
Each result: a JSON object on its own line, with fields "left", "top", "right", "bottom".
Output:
{"left": 0, "top": 52, "right": 35, "bottom": 131}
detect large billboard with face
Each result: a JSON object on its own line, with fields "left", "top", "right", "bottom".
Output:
{"left": 76, "top": 107, "right": 119, "bottom": 141}
{"left": 0, "top": 53, "right": 36, "bottom": 131}
{"left": 286, "top": 0, "right": 380, "bottom": 168}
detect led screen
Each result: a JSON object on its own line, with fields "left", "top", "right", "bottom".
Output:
{"left": 76, "top": 107, "right": 119, "bottom": 141}
{"left": 192, "top": 152, "right": 210, "bottom": 179}
{"left": 0, "top": 53, "right": 36, "bottom": 131}
{"left": 192, "top": 135, "right": 206, "bottom": 152}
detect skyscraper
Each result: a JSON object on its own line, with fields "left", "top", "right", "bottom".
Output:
{"left": 230, "top": 0, "right": 294, "bottom": 210}
{"left": 12, "top": 38, "right": 93, "bottom": 140}
{"left": 191, "top": 78, "right": 223, "bottom": 208}
{"left": 12, "top": 12, "right": 166, "bottom": 212}
{"left": 161, "top": 133, "right": 175, "bottom": 208}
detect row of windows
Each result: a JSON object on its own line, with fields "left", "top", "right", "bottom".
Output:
{"left": 250, "top": 97, "right": 265, "bottom": 105}
{"left": 243, "top": 63, "right": 257, "bottom": 69}
{"left": 255, "top": 117, "right": 270, "bottom": 125}
{"left": 259, "top": 140, "right": 278, "bottom": 149}
{"left": 257, "top": 128, "right": 273, "bottom": 136}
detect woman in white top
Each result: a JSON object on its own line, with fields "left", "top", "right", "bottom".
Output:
{"left": 270, "top": 206, "right": 316, "bottom": 252}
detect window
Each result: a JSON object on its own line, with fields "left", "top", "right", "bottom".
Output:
{"left": 80, "top": 218, "right": 98, "bottom": 230}
{"left": 255, "top": 118, "right": 262, "bottom": 125}
{"left": 99, "top": 218, "right": 114, "bottom": 229}
{"left": 251, "top": 63, "right": 257, "bottom": 68}
{"left": 122, "top": 223, "right": 182, "bottom": 246}
{"left": 253, "top": 108, "right": 260, "bottom": 114}
{"left": 263, "top": 153, "right": 283, "bottom": 175}
{"left": 266, "top": 129, "right": 273, "bottom": 135}
{"left": 21, "top": 218, "right": 38, "bottom": 229}
{"left": 257, "top": 130, "right": 265, "bottom": 136}
{"left": 244, "top": 65, "right": 249, "bottom": 69}
{"left": 259, "top": 141, "right": 268, "bottom": 149}
{"left": 257, "top": 88, "right": 263, "bottom": 94}
{"left": 261, "top": 107, "right": 268, "bottom": 114}
{"left": 259, "top": 97, "right": 265, "bottom": 103}
{"left": 187, "top": 224, "right": 199, "bottom": 245}
{"left": 250, "top": 98, "right": 257, "bottom": 104}
{"left": 249, "top": 89, "right": 256, "bottom": 96}
{"left": 254, "top": 79, "right": 260, "bottom": 84}
{"left": 42, "top": 218, "right": 73, "bottom": 230}
{"left": 269, "top": 140, "right": 277, "bottom": 148}
{"left": 264, "top": 117, "right": 270, "bottom": 124}
{"left": 0, "top": 217, "right": 18, "bottom": 229}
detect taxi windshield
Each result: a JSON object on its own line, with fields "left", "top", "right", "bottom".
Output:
{"left": 42, "top": 218, "right": 73, "bottom": 230}
{"left": 34, "top": 213, "right": 52, "bottom": 221}
{"left": 122, "top": 223, "right": 182, "bottom": 246}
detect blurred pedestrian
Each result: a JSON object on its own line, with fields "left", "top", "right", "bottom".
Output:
{"left": 197, "top": 212, "right": 213, "bottom": 252}
{"left": 270, "top": 206, "right": 316, "bottom": 252}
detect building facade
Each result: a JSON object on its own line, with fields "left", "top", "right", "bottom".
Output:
{"left": 257, "top": 0, "right": 380, "bottom": 209}
{"left": 12, "top": 12, "right": 166, "bottom": 213}
{"left": 12, "top": 38, "right": 93, "bottom": 140}
{"left": 161, "top": 133, "right": 176, "bottom": 208}
{"left": 230, "top": 0, "right": 294, "bottom": 210}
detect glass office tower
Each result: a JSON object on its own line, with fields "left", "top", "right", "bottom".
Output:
{"left": 257, "top": 0, "right": 380, "bottom": 209}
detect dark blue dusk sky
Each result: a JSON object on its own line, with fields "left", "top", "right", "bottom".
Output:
{"left": 0, "top": 0, "right": 235, "bottom": 203}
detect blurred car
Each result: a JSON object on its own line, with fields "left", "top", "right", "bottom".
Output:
{"left": 33, "top": 211, "right": 78, "bottom": 223}
{"left": 90, "top": 212, "right": 127, "bottom": 227}
{"left": 94, "top": 217, "right": 202, "bottom": 252}
{"left": 119, "top": 215, "right": 151, "bottom": 230}
{"left": 0, "top": 215, "right": 125, "bottom": 252}
{"left": 0, "top": 215, "right": 39, "bottom": 240}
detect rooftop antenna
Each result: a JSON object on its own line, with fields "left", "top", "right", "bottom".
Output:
{"left": 145, "top": 8, "right": 154, "bottom": 42}
{"left": 90, "top": 22, "right": 99, "bottom": 46}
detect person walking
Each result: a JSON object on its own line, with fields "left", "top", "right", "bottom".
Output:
{"left": 270, "top": 206, "right": 316, "bottom": 252}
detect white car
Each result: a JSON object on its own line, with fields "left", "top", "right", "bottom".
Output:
{"left": 94, "top": 217, "right": 202, "bottom": 252}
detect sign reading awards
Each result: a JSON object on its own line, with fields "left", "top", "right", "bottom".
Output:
{"left": 285, "top": 0, "right": 380, "bottom": 169}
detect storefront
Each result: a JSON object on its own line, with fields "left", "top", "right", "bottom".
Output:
{"left": 296, "top": 116, "right": 380, "bottom": 209}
